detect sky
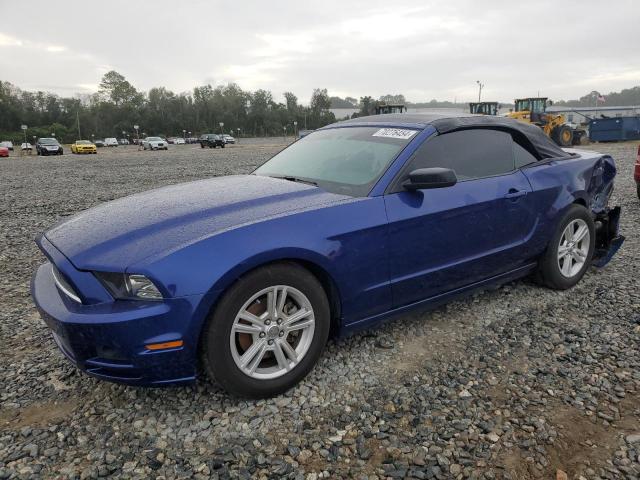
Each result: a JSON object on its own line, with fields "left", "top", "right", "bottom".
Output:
{"left": 1, "top": 0, "right": 638, "bottom": 104}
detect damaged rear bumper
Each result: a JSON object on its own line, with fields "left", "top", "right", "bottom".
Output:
{"left": 592, "top": 206, "right": 624, "bottom": 267}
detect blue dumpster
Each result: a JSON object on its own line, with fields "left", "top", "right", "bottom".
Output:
{"left": 589, "top": 116, "right": 640, "bottom": 142}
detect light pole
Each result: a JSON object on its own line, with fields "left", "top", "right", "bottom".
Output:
{"left": 21, "top": 124, "right": 27, "bottom": 147}
{"left": 293, "top": 121, "right": 298, "bottom": 139}
{"left": 283, "top": 125, "right": 287, "bottom": 142}
{"left": 219, "top": 122, "right": 224, "bottom": 136}
{"left": 236, "top": 128, "right": 240, "bottom": 144}
{"left": 182, "top": 129, "right": 186, "bottom": 141}
{"left": 134, "top": 124, "right": 140, "bottom": 149}
{"left": 476, "top": 80, "right": 484, "bottom": 103}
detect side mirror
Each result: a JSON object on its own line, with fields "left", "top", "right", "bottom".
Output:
{"left": 403, "top": 167, "right": 457, "bottom": 190}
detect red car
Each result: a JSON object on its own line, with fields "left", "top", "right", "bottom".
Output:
{"left": 635, "top": 144, "right": 640, "bottom": 199}
{"left": 0, "top": 146, "right": 9, "bottom": 157}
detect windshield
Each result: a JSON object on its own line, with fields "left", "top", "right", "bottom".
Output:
{"left": 254, "top": 126, "right": 416, "bottom": 196}
{"left": 147, "top": 137, "right": 162, "bottom": 141}
{"left": 77, "top": 140, "right": 92, "bottom": 144}
{"left": 39, "top": 138, "right": 59, "bottom": 145}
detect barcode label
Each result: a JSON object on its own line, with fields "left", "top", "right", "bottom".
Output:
{"left": 372, "top": 128, "right": 417, "bottom": 140}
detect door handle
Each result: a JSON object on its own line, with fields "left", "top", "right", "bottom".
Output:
{"left": 504, "top": 189, "right": 527, "bottom": 199}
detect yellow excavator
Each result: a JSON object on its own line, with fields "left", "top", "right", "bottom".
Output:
{"left": 507, "top": 97, "right": 585, "bottom": 146}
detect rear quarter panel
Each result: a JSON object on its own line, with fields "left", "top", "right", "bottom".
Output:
{"left": 521, "top": 150, "right": 616, "bottom": 258}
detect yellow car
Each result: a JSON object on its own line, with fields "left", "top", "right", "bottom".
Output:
{"left": 71, "top": 140, "right": 97, "bottom": 154}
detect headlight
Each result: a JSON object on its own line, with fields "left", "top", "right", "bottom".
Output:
{"left": 94, "top": 272, "right": 163, "bottom": 300}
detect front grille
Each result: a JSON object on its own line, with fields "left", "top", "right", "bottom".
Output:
{"left": 51, "top": 265, "right": 82, "bottom": 303}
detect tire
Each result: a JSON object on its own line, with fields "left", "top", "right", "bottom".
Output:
{"left": 200, "top": 144, "right": 205, "bottom": 149}
{"left": 637, "top": 184, "right": 640, "bottom": 200}
{"left": 537, "top": 204, "right": 595, "bottom": 290}
{"left": 201, "top": 262, "right": 330, "bottom": 398}
{"left": 551, "top": 125, "right": 573, "bottom": 147}
{"left": 221, "top": 144, "right": 225, "bottom": 148}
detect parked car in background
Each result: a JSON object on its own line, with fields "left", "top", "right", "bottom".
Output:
{"left": 634, "top": 144, "right": 640, "bottom": 199}
{"left": 142, "top": 137, "right": 168, "bottom": 150}
{"left": 174, "top": 137, "right": 186, "bottom": 145}
{"left": 223, "top": 135, "right": 236, "bottom": 144}
{"left": 31, "top": 113, "right": 623, "bottom": 397}
{"left": 94, "top": 139, "right": 106, "bottom": 147}
{"left": 298, "top": 130, "right": 314, "bottom": 139}
{"left": 36, "top": 138, "right": 63, "bottom": 156}
{"left": 71, "top": 140, "right": 97, "bottom": 154}
{"left": 166, "top": 138, "right": 176, "bottom": 144}
{"left": 21, "top": 143, "right": 33, "bottom": 152}
{"left": 0, "top": 146, "right": 8, "bottom": 157}
{"left": 105, "top": 138, "right": 118, "bottom": 147}
{"left": 118, "top": 138, "right": 130, "bottom": 145}
{"left": 199, "top": 133, "right": 225, "bottom": 148}
{"left": 1, "top": 141, "right": 14, "bottom": 151}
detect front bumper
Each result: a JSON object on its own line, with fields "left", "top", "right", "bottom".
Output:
{"left": 31, "top": 260, "right": 204, "bottom": 386}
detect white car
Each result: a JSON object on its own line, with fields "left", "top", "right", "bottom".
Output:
{"left": 174, "top": 138, "right": 186, "bottom": 145}
{"left": 1, "top": 141, "right": 14, "bottom": 150}
{"left": 222, "top": 135, "right": 236, "bottom": 144}
{"left": 21, "top": 143, "right": 33, "bottom": 151}
{"left": 105, "top": 138, "right": 119, "bottom": 147}
{"left": 142, "top": 137, "right": 168, "bottom": 150}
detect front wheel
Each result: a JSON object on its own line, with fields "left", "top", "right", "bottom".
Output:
{"left": 537, "top": 204, "right": 595, "bottom": 290}
{"left": 201, "top": 262, "right": 330, "bottom": 398}
{"left": 637, "top": 184, "right": 640, "bottom": 200}
{"left": 552, "top": 125, "right": 573, "bottom": 147}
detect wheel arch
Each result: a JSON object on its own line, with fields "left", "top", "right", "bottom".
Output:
{"left": 195, "top": 252, "right": 344, "bottom": 347}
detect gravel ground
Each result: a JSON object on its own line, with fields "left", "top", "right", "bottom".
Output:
{"left": 0, "top": 140, "right": 639, "bottom": 480}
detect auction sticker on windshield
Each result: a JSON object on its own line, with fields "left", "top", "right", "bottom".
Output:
{"left": 372, "top": 128, "right": 417, "bottom": 140}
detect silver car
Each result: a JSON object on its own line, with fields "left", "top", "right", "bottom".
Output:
{"left": 142, "top": 137, "right": 168, "bottom": 150}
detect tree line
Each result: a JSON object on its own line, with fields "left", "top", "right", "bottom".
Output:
{"left": 0, "top": 71, "right": 336, "bottom": 143}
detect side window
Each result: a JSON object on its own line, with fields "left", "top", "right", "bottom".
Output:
{"left": 403, "top": 129, "right": 514, "bottom": 182}
{"left": 513, "top": 141, "right": 537, "bottom": 168}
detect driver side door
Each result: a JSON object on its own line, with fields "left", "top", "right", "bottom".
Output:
{"left": 384, "top": 128, "right": 537, "bottom": 308}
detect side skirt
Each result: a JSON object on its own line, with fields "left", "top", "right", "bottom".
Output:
{"left": 339, "top": 263, "right": 537, "bottom": 337}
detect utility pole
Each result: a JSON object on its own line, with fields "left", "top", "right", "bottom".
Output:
{"left": 476, "top": 80, "right": 484, "bottom": 103}
{"left": 76, "top": 111, "right": 81, "bottom": 139}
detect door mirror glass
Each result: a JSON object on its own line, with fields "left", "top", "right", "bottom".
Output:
{"left": 403, "top": 168, "right": 457, "bottom": 190}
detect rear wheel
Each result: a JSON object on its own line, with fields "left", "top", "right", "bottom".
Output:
{"left": 637, "top": 184, "right": 640, "bottom": 200}
{"left": 537, "top": 204, "right": 595, "bottom": 290}
{"left": 201, "top": 262, "right": 330, "bottom": 398}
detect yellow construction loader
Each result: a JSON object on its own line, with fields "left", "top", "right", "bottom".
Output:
{"left": 469, "top": 102, "right": 499, "bottom": 115}
{"left": 507, "top": 97, "right": 585, "bottom": 146}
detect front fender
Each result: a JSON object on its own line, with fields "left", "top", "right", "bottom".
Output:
{"left": 131, "top": 196, "right": 391, "bottom": 326}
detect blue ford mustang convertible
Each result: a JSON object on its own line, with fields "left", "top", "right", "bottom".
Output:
{"left": 32, "top": 114, "right": 623, "bottom": 397}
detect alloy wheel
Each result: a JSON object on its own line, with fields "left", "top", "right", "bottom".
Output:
{"left": 557, "top": 218, "right": 590, "bottom": 278}
{"left": 230, "top": 285, "right": 315, "bottom": 380}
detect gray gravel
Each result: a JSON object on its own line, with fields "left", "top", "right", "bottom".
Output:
{"left": 1, "top": 140, "right": 639, "bottom": 479}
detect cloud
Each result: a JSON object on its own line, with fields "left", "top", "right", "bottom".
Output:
{"left": 0, "top": 32, "right": 23, "bottom": 47}
{"left": 45, "top": 45, "right": 67, "bottom": 53}
{"left": 0, "top": 0, "right": 638, "bottom": 103}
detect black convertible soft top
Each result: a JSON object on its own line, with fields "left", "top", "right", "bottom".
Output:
{"left": 332, "top": 113, "right": 571, "bottom": 160}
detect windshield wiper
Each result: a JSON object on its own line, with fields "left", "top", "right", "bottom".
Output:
{"left": 270, "top": 175, "right": 318, "bottom": 186}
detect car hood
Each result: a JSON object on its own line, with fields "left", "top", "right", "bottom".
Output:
{"left": 44, "top": 175, "right": 351, "bottom": 270}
